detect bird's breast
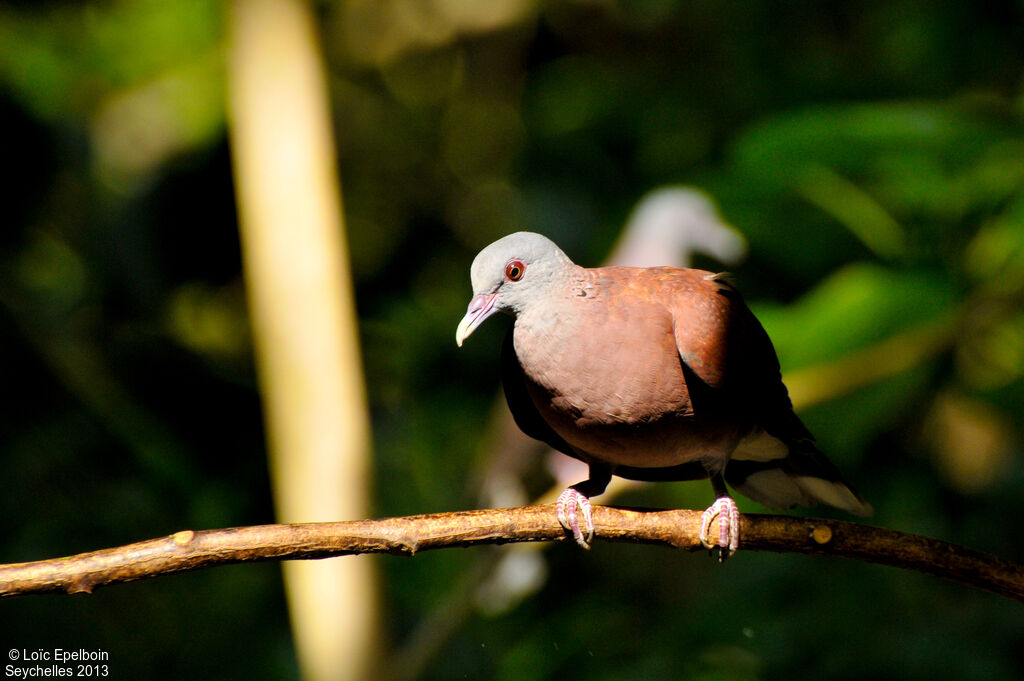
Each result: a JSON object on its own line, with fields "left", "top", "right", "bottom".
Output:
{"left": 515, "top": 298, "right": 685, "bottom": 416}
{"left": 513, "top": 297, "right": 736, "bottom": 467}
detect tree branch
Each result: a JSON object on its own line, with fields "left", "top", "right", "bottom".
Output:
{"left": 2, "top": 505, "right": 1022, "bottom": 602}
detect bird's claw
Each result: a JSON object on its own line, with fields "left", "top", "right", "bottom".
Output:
{"left": 700, "top": 496, "right": 741, "bottom": 560}
{"left": 556, "top": 487, "right": 594, "bottom": 549}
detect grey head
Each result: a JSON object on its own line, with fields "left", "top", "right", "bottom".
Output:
{"left": 455, "top": 232, "right": 575, "bottom": 346}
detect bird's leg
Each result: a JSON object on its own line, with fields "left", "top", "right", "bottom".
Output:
{"left": 700, "top": 473, "right": 741, "bottom": 560}
{"left": 556, "top": 463, "right": 612, "bottom": 549}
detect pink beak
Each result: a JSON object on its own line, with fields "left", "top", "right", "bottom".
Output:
{"left": 455, "top": 293, "right": 499, "bottom": 347}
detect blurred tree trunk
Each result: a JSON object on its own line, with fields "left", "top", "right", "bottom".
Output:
{"left": 226, "top": 1, "right": 378, "bottom": 679}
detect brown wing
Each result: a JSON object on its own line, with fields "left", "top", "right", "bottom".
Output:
{"left": 717, "top": 281, "right": 872, "bottom": 513}
{"left": 669, "top": 271, "right": 872, "bottom": 514}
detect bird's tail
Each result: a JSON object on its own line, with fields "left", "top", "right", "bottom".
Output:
{"left": 725, "top": 443, "right": 873, "bottom": 516}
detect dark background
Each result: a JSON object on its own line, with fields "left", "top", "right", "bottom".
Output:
{"left": 1, "top": 1, "right": 1022, "bottom": 679}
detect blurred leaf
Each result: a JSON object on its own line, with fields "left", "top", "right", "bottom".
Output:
{"left": 794, "top": 162, "right": 907, "bottom": 259}
{"left": 333, "top": 0, "right": 535, "bottom": 66}
{"left": 165, "top": 280, "right": 250, "bottom": 360}
{"left": 380, "top": 46, "right": 464, "bottom": 109}
{"left": 527, "top": 55, "right": 627, "bottom": 137}
{"left": 732, "top": 101, "right": 1001, "bottom": 183}
{"left": 90, "top": 50, "right": 226, "bottom": 190}
{"left": 13, "top": 230, "right": 89, "bottom": 311}
{"left": 957, "top": 309, "right": 1024, "bottom": 390}
{"left": 964, "top": 194, "right": 1024, "bottom": 295}
{"left": 0, "top": 0, "right": 221, "bottom": 122}
{"left": 442, "top": 96, "right": 525, "bottom": 182}
{"left": 755, "top": 263, "right": 957, "bottom": 459}
{"left": 756, "top": 261, "right": 956, "bottom": 371}
{"left": 922, "top": 390, "right": 1014, "bottom": 494}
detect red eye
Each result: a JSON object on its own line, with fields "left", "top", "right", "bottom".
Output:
{"left": 505, "top": 259, "right": 526, "bottom": 281}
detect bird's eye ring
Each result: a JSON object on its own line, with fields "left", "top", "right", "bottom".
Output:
{"left": 505, "top": 259, "right": 526, "bottom": 281}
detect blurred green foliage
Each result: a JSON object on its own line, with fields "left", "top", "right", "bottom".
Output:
{"left": 2, "top": 1, "right": 1023, "bottom": 679}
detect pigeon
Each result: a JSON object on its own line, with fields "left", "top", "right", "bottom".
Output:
{"left": 456, "top": 232, "right": 870, "bottom": 557}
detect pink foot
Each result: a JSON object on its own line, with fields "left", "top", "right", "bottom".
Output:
{"left": 700, "top": 496, "right": 740, "bottom": 559}
{"left": 556, "top": 487, "right": 594, "bottom": 549}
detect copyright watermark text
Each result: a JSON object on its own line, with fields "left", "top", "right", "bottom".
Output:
{"left": 6, "top": 650, "right": 109, "bottom": 678}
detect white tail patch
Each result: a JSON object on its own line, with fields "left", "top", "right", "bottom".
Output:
{"left": 729, "top": 468, "right": 804, "bottom": 509}
{"left": 794, "top": 476, "right": 873, "bottom": 516}
{"left": 730, "top": 469, "right": 873, "bottom": 516}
